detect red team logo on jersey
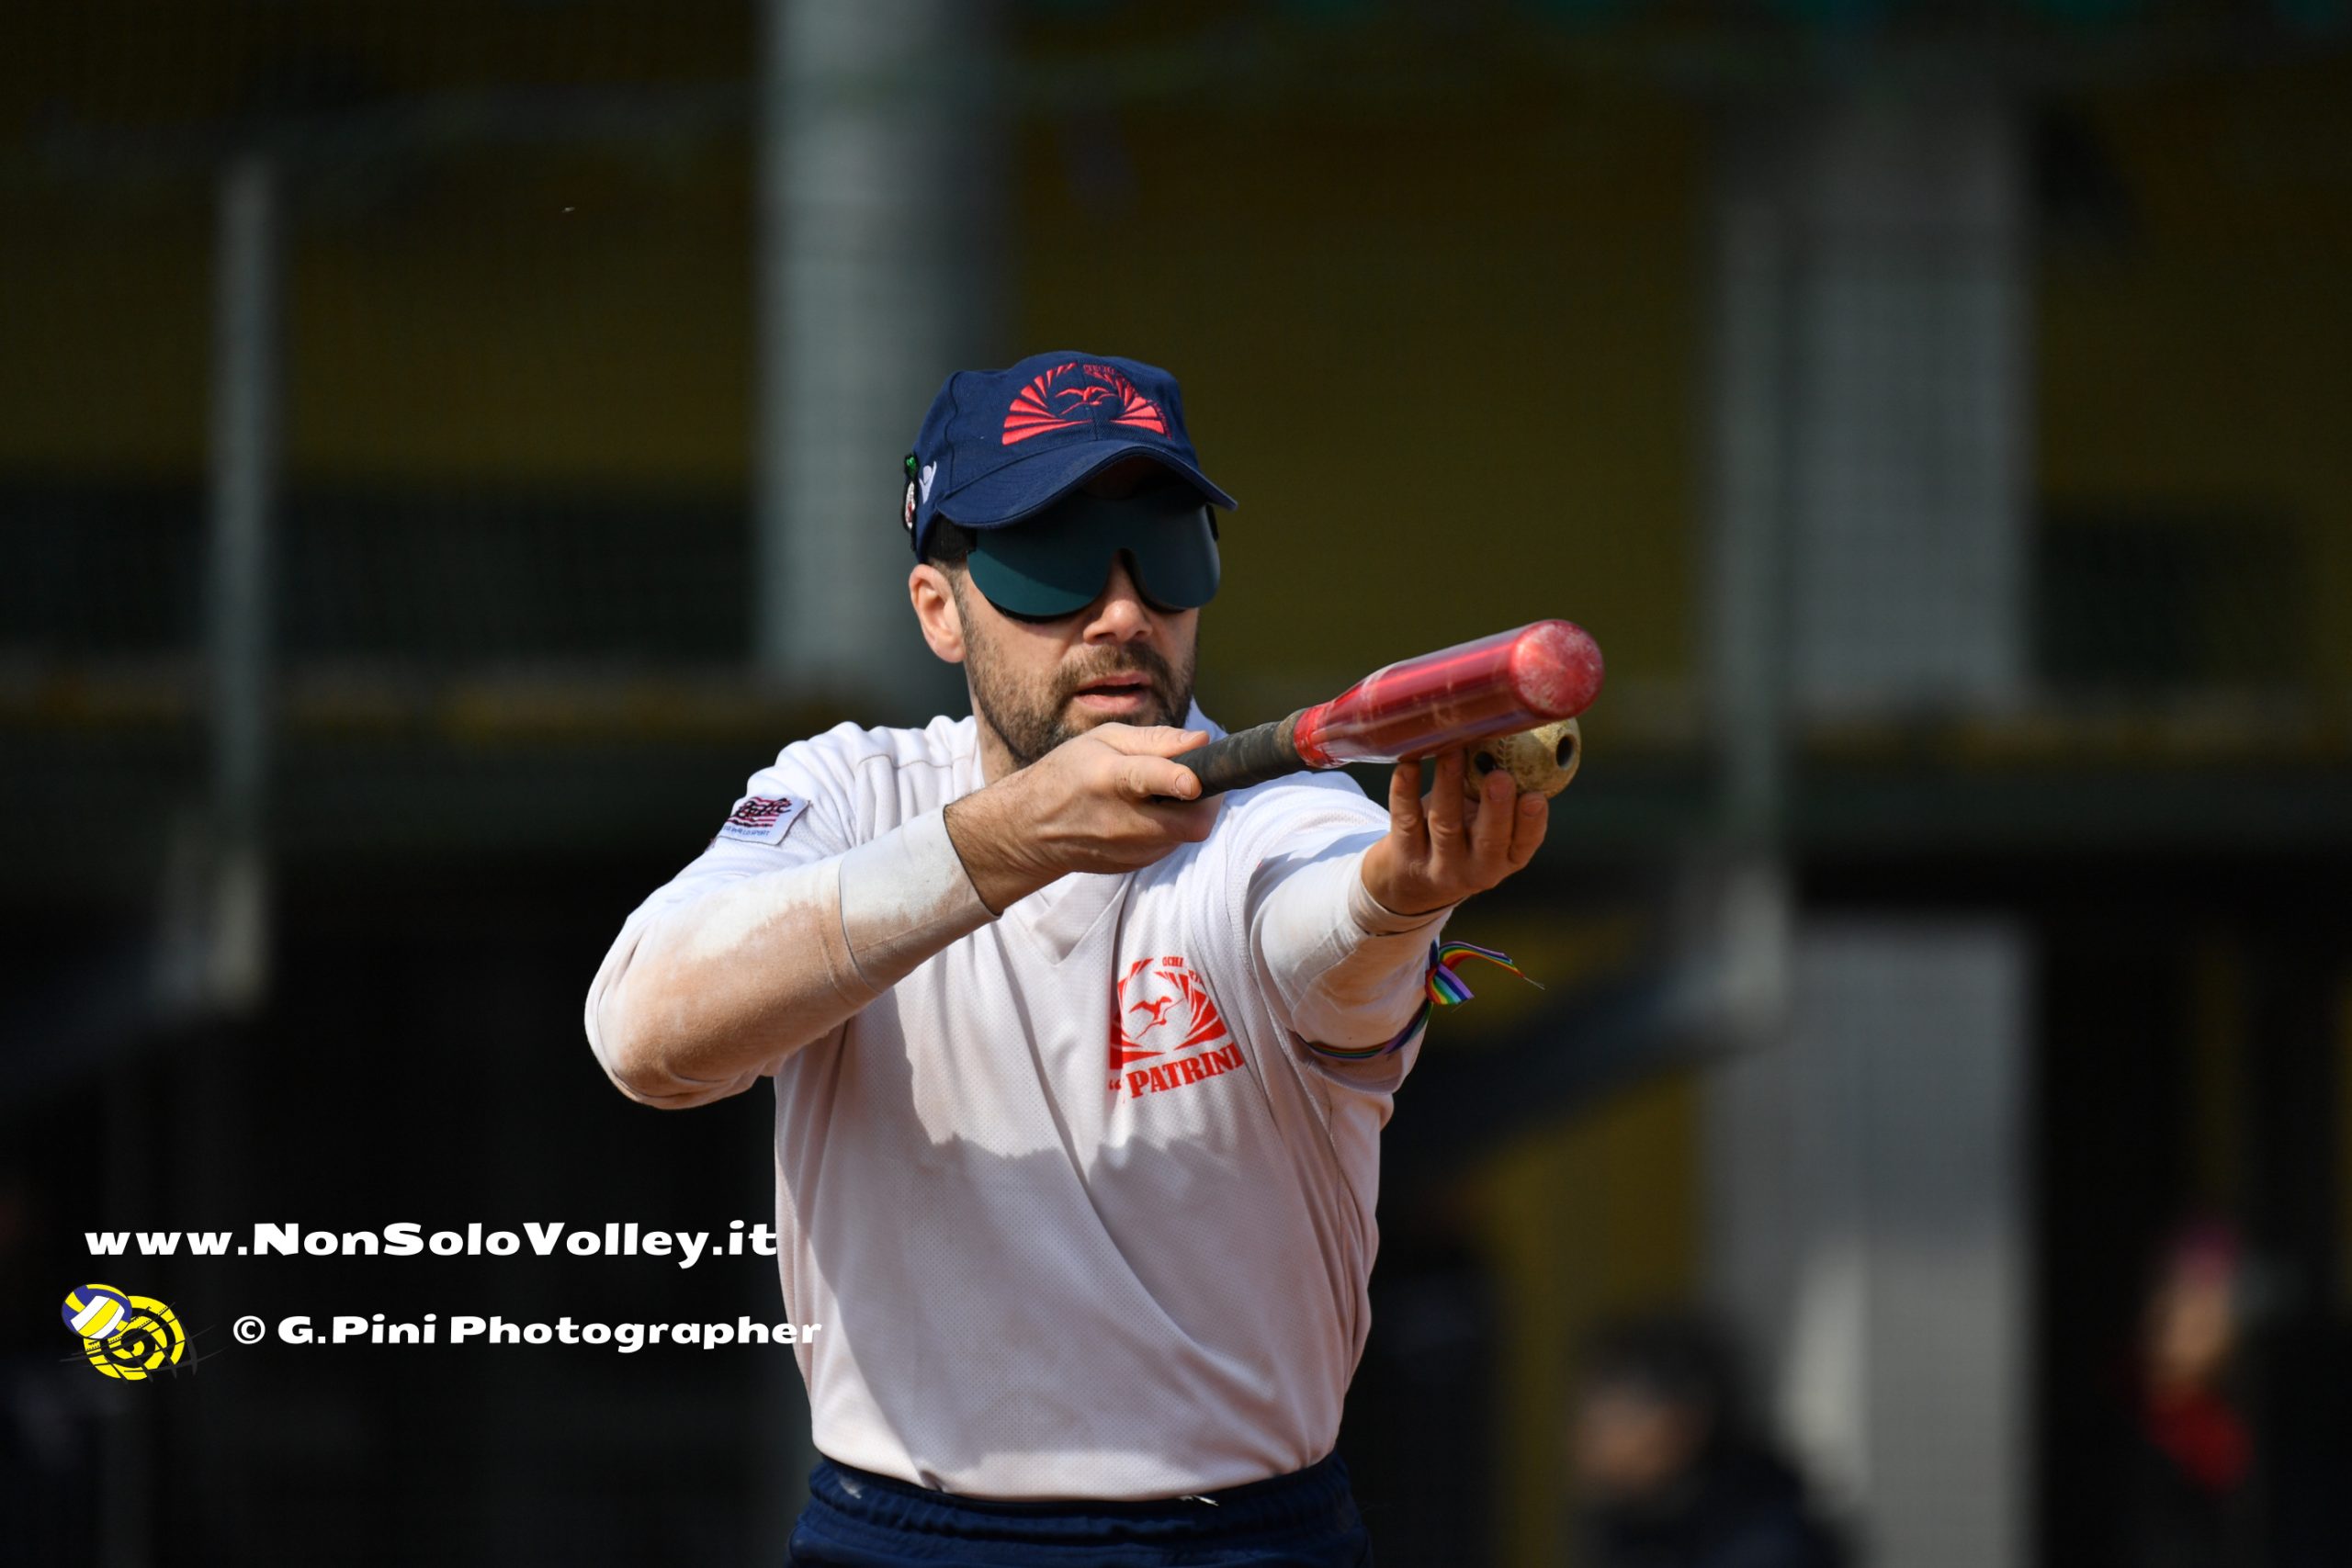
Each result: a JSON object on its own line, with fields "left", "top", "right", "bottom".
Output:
{"left": 1108, "top": 955, "right": 1246, "bottom": 1099}
{"left": 1002, "top": 362, "right": 1170, "bottom": 446}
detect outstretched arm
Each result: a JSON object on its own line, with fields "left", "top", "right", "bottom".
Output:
{"left": 1252, "top": 749, "right": 1549, "bottom": 1054}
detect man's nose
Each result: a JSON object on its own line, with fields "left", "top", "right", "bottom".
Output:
{"left": 1081, "top": 555, "right": 1154, "bottom": 640}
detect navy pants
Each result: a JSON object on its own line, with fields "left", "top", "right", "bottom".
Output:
{"left": 783, "top": 1453, "right": 1374, "bottom": 1567}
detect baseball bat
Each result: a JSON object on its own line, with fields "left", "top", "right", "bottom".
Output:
{"left": 1170, "top": 620, "right": 1604, "bottom": 797}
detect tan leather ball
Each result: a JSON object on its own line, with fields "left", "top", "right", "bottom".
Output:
{"left": 1464, "top": 717, "right": 1581, "bottom": 799}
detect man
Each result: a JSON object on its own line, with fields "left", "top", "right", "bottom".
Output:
{"left": 585, "top": 351, "right": 1551, "bottom": 1566}
{"left": 1572, "top": 1314, "right": 1847, "bottom": 1568}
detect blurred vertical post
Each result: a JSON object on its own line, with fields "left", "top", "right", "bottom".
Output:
{"left": 1709, "top": 119, "right": 1793, "bottom": 855}
{"left": 1700, "top": 96, "right": 1802, "bottom": 1062}
{"left": 1702, "top": 93, "right": 2034, "bottom": 1568}
{"left": 756, "top": 0, "right": 1004, "bottom": 711}
{"left": 750, "top": 0, "right": 1003, "bottom": 1540}
{"left": 108, "top": 143, "right": 283, "bottom": 1568}
{"left": 183, "top": 149, "right": 280, "bottom": 1014}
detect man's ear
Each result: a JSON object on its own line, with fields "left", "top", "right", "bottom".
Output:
{"left": 910, "top": 564, "right": 967, "bottom": 663}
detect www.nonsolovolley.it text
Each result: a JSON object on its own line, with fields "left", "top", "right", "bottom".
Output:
{"left": 86, "top": 1221, "right": 778, "bottom": 1270}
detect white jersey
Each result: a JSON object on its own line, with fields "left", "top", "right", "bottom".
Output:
{"left": 586, "top": 705, "right": 1448, "bottom": 1499}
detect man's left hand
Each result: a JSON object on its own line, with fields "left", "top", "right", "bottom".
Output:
{"left": 1358, "top": 749, "right": 1548, "bottom": 919}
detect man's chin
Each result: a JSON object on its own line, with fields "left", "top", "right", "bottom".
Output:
{"left": 1061, "top": 694, "right": 1180, "bottom": 732}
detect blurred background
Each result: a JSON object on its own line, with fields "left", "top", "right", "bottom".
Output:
{"left": 5, "top": 1, "right": 2350, "bottom": 1563}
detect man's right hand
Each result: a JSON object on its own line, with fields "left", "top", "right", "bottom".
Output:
{"left": 943, "top": 724, "right": 1221, "bottom": 913}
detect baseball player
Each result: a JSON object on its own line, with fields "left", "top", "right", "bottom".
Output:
{"left": 584, "top": 351, "right": 1551, "bottom": 1566}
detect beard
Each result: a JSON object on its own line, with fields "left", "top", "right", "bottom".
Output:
{"left": 954, "top": 577, "right": 1198, "bottom": 770}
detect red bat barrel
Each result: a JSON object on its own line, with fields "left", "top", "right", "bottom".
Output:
{"left": 1169, "top": 620, "right": 1605, "bottom": 796}
{"left": 1292, "top": 620, "right": 1603, "bottom": 766}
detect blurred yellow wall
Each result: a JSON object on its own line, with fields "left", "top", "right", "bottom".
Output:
{"left": 11, "top": 17, "right": 2345, "bottom": 692}
{"left": 1016, "top": 83, "right": 1703, "bottom": 700}
{"left": 0, "top": 3, "right": 755, "bottom": 488}
{"left": 2041, "top": 58, "right": 2352, "bottom": 687}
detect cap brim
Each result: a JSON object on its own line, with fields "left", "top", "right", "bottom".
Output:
{"left": 936, "top": 441, "right": 1237, "bottom": 530}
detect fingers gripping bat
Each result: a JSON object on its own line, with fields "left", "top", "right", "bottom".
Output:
{"left": 1171, "top": 621, "right": 1604, "bottom": 797}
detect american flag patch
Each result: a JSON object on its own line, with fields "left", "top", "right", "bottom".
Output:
{"left": 716, "top": 794, "right": 808, "bottom": 846}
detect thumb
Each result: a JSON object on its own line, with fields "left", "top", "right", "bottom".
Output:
{"left": 1120, "top": 753, "right": 1203, "bottom": 802}
{"left": 1093, "top": 724, "right": 1209, "bottom": 758}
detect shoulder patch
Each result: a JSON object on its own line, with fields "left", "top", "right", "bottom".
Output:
{"left": 717, "top": 795, "right": 809, "bottom": 846}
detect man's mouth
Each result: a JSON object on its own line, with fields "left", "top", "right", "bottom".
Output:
{"left": 1069, "top": 673, "right": 1155, "bottom": 710}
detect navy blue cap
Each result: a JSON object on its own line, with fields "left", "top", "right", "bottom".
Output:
{"left": 900, "top": 351, "right": 1238, "bottom": 558}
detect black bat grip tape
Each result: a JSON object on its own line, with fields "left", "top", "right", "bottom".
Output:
{"left": 1166, "top": 710, "right": 1310, "bottom": 797}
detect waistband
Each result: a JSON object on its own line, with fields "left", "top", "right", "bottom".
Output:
{"left": 801, "top": 1452, "right": 1363, "bottom": 1549}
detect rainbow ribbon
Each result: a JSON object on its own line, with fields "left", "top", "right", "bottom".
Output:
{"left": 1306, "top": 940, "right": 1543, "bottom": 1061}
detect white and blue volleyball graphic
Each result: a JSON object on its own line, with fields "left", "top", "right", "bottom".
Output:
{"left": 63, "top": 1283, "right": 132, "bottom": 1342}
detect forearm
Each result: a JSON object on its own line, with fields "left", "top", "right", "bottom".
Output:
{"left": 587, "top": 809, "right": 994, "bottom": 1108}
{"left": 1253, "top": 842, "right": 1452, "bottom": 1049}
{"left": 942, "top": 782, "right": 1056, "bottom": 915}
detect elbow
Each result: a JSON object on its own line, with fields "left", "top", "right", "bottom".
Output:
{"left": 602, "top": 1045, "right": 720, "bottom": 1111}
{"left": 600, "top": 1037, "right": 755, "bottom": 1112}
{"left": 588, "top": 984, "right": 752, "bottom": 1111}
{"left": 1275, "top": 940, "right": 1438, "bottom": 1050}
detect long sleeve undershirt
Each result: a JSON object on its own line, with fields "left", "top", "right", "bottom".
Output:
{"left": 587, "top": 809, "right": 1442, "bottom": 1111}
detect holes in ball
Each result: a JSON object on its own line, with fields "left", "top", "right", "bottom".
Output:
{"left": 1555, "top": 732, "right": 1577, "bottom": 768}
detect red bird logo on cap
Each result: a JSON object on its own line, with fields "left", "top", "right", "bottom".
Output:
{"left": 1003, "top": 361, "right": 1169, "bottom": 445}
